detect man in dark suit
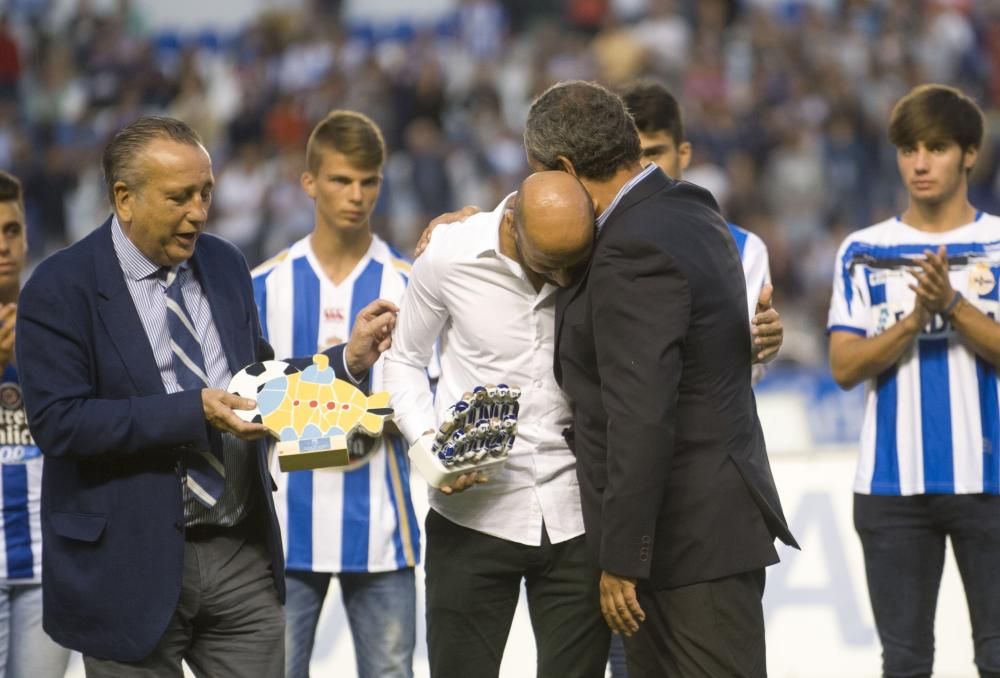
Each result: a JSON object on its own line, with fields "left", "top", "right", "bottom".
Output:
{"left": 14, "top": 116, "right": 396, "bottom": 677}
{"left": 519, "top": 80, "right": 798, "bottom": 677}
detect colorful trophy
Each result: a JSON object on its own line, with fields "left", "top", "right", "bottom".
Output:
{"left": 228, "top": 354, "right": 393, "bottom": 472}
{"left": 409, "top": 384, "right": 521, "bottom": 488}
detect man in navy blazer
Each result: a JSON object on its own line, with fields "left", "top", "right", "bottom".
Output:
{"left": 15, "top": 116, "right": 397, "bottom": 676}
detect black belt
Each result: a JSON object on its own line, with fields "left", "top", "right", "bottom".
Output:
{"left": 184, "top": 521, "right": 235, "bottom": 542}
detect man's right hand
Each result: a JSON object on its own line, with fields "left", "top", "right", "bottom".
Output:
{"left": 413, "top": 205, "right": 482, "bottom": 258}
{"left": 345, "top": 299, "right": 399, "bottom": 376}
{"left": 202, "top": 389, "right": 269, "bottom": 440}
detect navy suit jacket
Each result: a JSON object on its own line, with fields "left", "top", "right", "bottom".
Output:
{"left": 15, "top": 219, "right": 358, "bottom": 661}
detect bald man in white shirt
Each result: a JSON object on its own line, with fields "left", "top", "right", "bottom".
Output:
{"left": 383, "top": 172, "right": 609, "bottom": 678}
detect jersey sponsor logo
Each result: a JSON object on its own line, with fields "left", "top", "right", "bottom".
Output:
{"left": 323, "top": 307, "right": 346, "bottom": 323}
{"left": 0, "top": 383, "right": 36, "bottom": 455}
{"left": 0, "top": 445, "right": 41, "bottom": 464}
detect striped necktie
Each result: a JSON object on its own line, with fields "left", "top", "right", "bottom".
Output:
{"left": 164, "top": 267, "right": 225, "bottom": 507}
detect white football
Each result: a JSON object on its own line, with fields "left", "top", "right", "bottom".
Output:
{"left": 227, "top": 360, "right": 300, "bottom": 423}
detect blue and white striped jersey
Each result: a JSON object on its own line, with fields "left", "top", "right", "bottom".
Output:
{"left": 252, "top": 235, "right": 421, "bottom": 573}
{"left": 730, "top": 223, "right": 772, "bottom": 385}
{"left": 0, "top": 365, "right": 42, "bottom": 583}
{"left": 729, "top": 223, "right": 771, "bottom": 323}
{"left": 828, "top": 212, "right": 1000, "bottom": 496}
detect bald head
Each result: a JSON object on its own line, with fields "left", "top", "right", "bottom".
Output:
{"left": 513, "top": 171, "right": 594, "bottom": 287}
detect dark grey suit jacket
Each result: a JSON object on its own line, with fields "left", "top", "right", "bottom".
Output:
{"left": 555, "top": 168, "right": 798, "bottom": 590}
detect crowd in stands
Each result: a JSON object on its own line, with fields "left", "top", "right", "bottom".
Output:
{"left": 1, "top": 0, "right": 997, "bottom": 365}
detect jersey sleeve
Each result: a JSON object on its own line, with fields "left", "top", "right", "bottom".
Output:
{"left": 827, "top": 237, "right": 870, "bottom": 336}
{"left": 741, "top": 232, "right": 770, "bottom": 322}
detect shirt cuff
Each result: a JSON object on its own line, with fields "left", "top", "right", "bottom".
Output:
{"left": 342, "top": 349, "right": 363, "bottom": 385}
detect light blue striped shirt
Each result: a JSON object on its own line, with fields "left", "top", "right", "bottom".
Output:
{"left": 111, "top": 217, "right": 254, "bottom": 527}
{"left": 595, "top": 163, "right": 658, "bottom": 234}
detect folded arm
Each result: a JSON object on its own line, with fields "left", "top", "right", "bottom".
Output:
{"left": 829, "top": 307, "right": 927, "bottom": 389}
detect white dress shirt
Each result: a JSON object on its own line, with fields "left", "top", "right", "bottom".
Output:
{"left": 383, "top": 196, "right": 585, "bottom": 546}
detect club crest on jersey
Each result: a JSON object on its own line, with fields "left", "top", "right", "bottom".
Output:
{"left": 969, "top": 262, "right": 995, "bottom": 296}
{"left": 0, "top": 383, "right": 23, "bottom": 411}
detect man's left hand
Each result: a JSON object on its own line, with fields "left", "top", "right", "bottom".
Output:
{"left": 438, "top": 471, "right": 489, "bottom": 495}
{"left": 413, "top": 205, "right": 482, "bottom": 258}
{"left": 345, "top": 299, "right": 399, "bottom": 376}
{"left": 599, "top": 570, "right": 645, "bottom": 636}
{"left": 752, "top": 284, "right": 783, "bottom": 363}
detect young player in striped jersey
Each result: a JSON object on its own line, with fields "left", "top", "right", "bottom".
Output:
{"left": 0, "top": 172, "right": 69, "bottom": 676}
{"left": 621, "top": 81, "right": 780, "bottom": 377}
{"left": 828, "top": 84, "right": 1000, "bottom": 678}
{"left": 252, "top": 111, "right": 419, "bottom": 678}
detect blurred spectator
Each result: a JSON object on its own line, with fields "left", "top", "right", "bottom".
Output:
{"left": 403, "top": 116, "right": 453, "bottom": 239}
{"left": 0, "top": 15, "right": 21, "bottom": 104}
{"left": 210, "top": 140, "right": 274, "bottom": 263}
{"left": 456, "top": 0, "right": 508, "bottom": 62}
{"left": 261, "top": 149, "right": 315, "bottom": 258}
{"left": 21, "top": 143, "right": 76, "bottom": 252}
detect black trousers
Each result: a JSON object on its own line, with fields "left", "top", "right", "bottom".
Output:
{"left": 424, "top": 509, "right": 609, "bottom": 678}
{"left": 622, "top": 569, "right": 767, "bottom": 678}
{"left": 855, "top": 493, "right": 1000, "bottom": 678}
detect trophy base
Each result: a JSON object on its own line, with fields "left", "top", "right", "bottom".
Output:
{"left": 408, "top": 433, "right": 507, "bottom": 489}
{"left": 277, "top": 435, "right": 350, "bottom": 472}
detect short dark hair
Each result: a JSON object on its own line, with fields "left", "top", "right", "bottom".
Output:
{"left": 620, "top": 81, "right": 684, "bottom": 146}
{"left": 306, "top": 110, "right": 386, "bottom": 174}
{"left": 524, "top": 81, "right": 641, "bottom": 181}
{"left": 0, "top": 170, "right": 23, "bottom": 210}
{"left": 888, "top": 84, "right": 985, "bottom": 153}
{"left": 102, "top": 116, "right": 204, "bottom": 205}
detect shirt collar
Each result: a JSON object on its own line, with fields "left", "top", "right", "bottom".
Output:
{"left": 595, "top": 163, "right": 658, "bottom": 234}
{"left": 111, "top": 215, "right": 190, "bottom": 284}
{"left": 479, "top": 192, "right": 518, "bottom": 258}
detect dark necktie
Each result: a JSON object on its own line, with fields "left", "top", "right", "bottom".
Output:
{"left": 164, "top": 268, "right": 225, "bottom": 507}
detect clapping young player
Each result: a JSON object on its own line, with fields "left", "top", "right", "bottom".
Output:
{"left": 828, "top": 84, "right": 1000, "bottom": 678}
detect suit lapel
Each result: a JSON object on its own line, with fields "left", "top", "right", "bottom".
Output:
{"left": 94, "top": 219, "right": 167, "bottom": 396}
{"left": 598, "top": 167, "right": 671, "bottom": 239}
